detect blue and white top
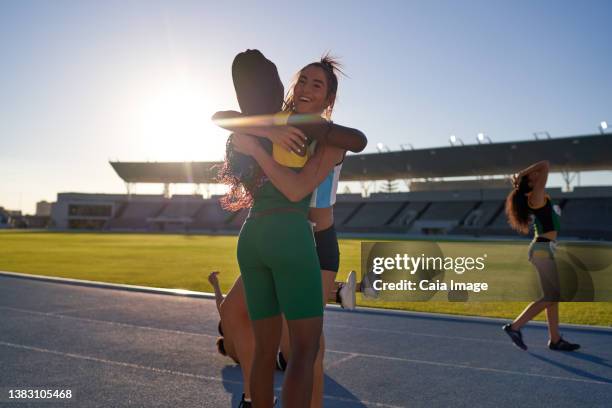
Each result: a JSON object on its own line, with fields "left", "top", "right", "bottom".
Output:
{"left": 310, "top": 161, "right": 342, "bottom": 208}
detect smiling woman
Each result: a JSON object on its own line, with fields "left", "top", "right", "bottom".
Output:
{"left": 136, "top": 78, "right": 226, "bottom": 161}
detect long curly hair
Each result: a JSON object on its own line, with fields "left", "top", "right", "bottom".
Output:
{"left": 284, "top": 53, "right": 344, "bottom": 120}
{"left": 217, "top": 50, "right": 285, "bottom": 211}
{"left": 505, "top": 176, "right": 533, "bottom": 235}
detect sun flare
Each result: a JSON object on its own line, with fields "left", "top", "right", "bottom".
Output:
{"left": 137, "top": 78, "right": 226, "bottom": 161}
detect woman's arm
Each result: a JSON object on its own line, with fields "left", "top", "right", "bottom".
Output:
{"left": 516, "top": 160, "right": 550, "bottom": 180}
{"left": 212, "top": 111, "right": 307, "bottom": 154}
{"left": 214, "top": 111, "right": 367, "bottom": 153}
{"left": 288, "top": 117, "right": 367, "bottom": 153}
{"left": 232, "top": 133, "right": 344, "bottom": 202}
{"left": 514, "top": 160, "right": 549, "bottom": 207}
{"left": 207, "top": 271, "right": 224, "bottom": 313}
{"left": 328, "top": 124, "right": 368, "bottom": 153}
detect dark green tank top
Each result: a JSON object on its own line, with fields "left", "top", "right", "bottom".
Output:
{"left": 529, "top": 195, "right": 560, "bottom": 236}
{"left": 251, "top": 179, "right": 311, "bottom": 214}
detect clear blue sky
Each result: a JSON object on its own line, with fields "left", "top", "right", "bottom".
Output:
{"left": 1, "top": 0, "right": 611, "bottom": 213}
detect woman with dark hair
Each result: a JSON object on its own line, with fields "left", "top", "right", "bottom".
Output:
{"left": 502, "top": 160, "right": 580, "bottom": 352}
{"left": 216, "top": 50, "right": 367, "bottom": 408}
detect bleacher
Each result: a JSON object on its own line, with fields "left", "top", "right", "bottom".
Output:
{"left": 83, "top": 135, "right": 612, "bottom": 240}
{"left": 106, "top": 199, "right": 167, "bottom": 231}
{"left": 343, "top": 202, "right": 405, "bottom": 231}
{"left": 559, "top": 197, "right": 612, "bottom": 240}
{"left": 330, "top": 187, "right": 612, "bottom": 240}
{"left": 190, "top": 198, "right": 246, "bottom": 231}
{"left": 387, "top": 201, "right": 429, "bottom": 232}
{"left": 50, "top": 186, "right": 612, "bottom": 240}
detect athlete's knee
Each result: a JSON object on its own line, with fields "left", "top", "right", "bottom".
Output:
{"left": 291, "top": 335, "right": 321, "bottom": 363}
{"left": 535, "top": 299, "right": 555, "bottom": 307}
{"left": 289, "top": 346, "right": 319, "bottom": 372}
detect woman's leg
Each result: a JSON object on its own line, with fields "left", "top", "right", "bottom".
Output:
{"left": 517, "top": 252, "right": 561, "bottom": 331}
{"left": 511, "top": 300, "right": 552, "bottom": 330}
{"left": 237, "top": 218, "right": 285, "bottom": 405}
{"left": 279, "top": 317, "right": 291, "bottom": 370}
{"left": 220, "top": 278, "right": 255, "bottom": 400}
{"left": 545, "top": 302, "right": 561, "bottom": 343}
{"left": 284, "top": 316, "right": 323, "bottom": 408}
{"left": 513, "top": 247, "right": 560, "bottom": 330}
{"left": 251, "top": 315, "right": 283, "bottom": 407}
{"left": 265, "top": 214, "right": 324, "bottom": 406}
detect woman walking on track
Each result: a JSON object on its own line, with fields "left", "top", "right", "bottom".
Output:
{"left": 502, "top": 160, "right": 580, "bottom": 352}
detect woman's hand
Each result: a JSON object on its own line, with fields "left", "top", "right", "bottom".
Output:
{"left": 511, "top": 173, "right": 521, "bottom": 189}
{"left": 231, "top": 133, "right": 261, "bottom": 156}
{"left": 207, "top": 271, "right": 220, "bottom": 286}
{"left": 263, "top": 126, "right": 307, "bottom": 154}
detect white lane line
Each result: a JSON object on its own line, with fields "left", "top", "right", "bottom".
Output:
{"left": 327, "top": 349, "right": 612, "bottom": 386}
{"left": 324, "top": 322, "right": 612, "bottom": 355}
{"left": 2, "top": 305, "right": 611, "bottom": 387}
{"left": 4, "top": 306, "right": 606, "bottom": 356}
{"left": 3, "top": 270, "right": 611, "bottom": 333}
{"left": 0, "top": 340, "right": 243, "bottom": 384}
{"left": 47, "top": 306, "right": 115, "bottom": 316}
{"left": 325, "top": 353, "right": 358, "bottom": 371}
{"left": 0, "top": 305, "right": 519, "bottom": 348}
{"left": 0, "top": 306, "right": 218, "bottom": 340}
{"left": 327, "top": 322, "right": 513, "bottom": 345}
{"left": 0, "top": 341, "right": 402, "bottom": 408}
{"left": 321, "top": 393, "right": 403, "bottom": 408}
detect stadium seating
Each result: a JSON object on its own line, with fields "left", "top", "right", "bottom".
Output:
{"left": 157, "top": 198, "right": 203, "bottom": 219}
{"left": 387, "top": 201, "right": 429, "bottom": 231}
{"left": 106, "top": 200, "right": 167, "bottom": 231}
{"left": 190, "top": 201, "right": 241, "bottom": 231}
{"left": 50, "top": 187, "right": 612, "bottom": 240}
{"left": 343, "top": 202, "right": 405, "bottom": 231}
{"left": 559, "top": 197, "right": 612, "bottom": 240}
{"left": 332, "top": 201, "right": 363, "bottom": 226}
{"left": 409, "top": 201, "right": 477, "bottom": 234}
{"left": 451, "top": 201, "right": 503, "bottom": 235}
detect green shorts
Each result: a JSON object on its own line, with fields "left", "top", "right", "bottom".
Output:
{"left": 237, "top": 211, "right": 323, "bottom": 321}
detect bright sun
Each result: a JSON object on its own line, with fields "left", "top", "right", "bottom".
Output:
{"left": 137, "top": 78, "right": 227, "bottom": 161}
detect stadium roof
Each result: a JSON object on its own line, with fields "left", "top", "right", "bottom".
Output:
{"left": 110, "top": 133, "right": 612, "bottom": 183}
{"left": 109, "top": 162, "right": 220, "bottom": 184}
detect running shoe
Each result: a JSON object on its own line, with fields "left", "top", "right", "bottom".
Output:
{"left": 238, "top": 393, "right": 252, "bottom": 408}
{"left": 548, "top": 337, "right": 580, "bottom": 351}
{"left": 275, "top": 350, "right": 287, "bottom": 371}
{"left": 502, "top": 324, "right": 527, "bottom": 350}
{"left": 339, "top": 270, "right": 356, "bottom": 310}
{"left": 361, "top": 268, "right": 380, "bottom": 299}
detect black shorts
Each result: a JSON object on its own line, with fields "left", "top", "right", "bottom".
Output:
{"left": 314, "top": 225, "right": 340, "bottom": 273}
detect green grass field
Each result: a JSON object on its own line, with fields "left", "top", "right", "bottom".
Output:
{"left": 1, "top": 230, "right": 610, "bottom": 326}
